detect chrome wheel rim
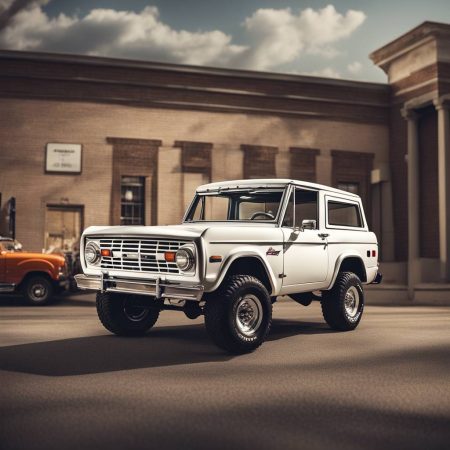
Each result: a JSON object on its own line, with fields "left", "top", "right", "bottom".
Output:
{"left": 30, "top": 283, "right": 47, "bottom": 301}
{"left": 235, "top": 294, "right": 263, "bottom": 337}
{"left": 344, "top": 286, "right": 360, "bottom": 318}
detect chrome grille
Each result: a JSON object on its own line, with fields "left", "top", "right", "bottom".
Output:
{"left": 99, "top": 238, "right": 187, "bottom": 274}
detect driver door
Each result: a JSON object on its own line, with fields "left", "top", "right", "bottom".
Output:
{"left": 280, "top": 187, "right": 329, "bottom": 293}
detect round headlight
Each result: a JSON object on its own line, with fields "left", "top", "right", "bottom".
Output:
{"left": 85, "top": 241, "right": 100, "bottom": 265}
{"left": 175, "top": 248, "right": 194, "bottom": 271}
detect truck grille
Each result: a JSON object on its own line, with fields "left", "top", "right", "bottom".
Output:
{"left": 99, "top": 238, "right": 187, "bottom": 274}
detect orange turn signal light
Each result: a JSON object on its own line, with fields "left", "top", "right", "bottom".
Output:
{"left": 209, "top": 255, "right": 222, "bottom": 263}
{"left": 101, "top": 249, "right": 111, "bottom": 257}
{"left": 165, "top": 251, "right": 176, "bottom": 262}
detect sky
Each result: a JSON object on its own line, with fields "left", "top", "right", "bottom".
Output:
{"left": 0, "top": 0, "right": 449, "bottom": 82}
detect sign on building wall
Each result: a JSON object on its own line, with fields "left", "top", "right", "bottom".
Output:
{"left": 45, "top": 143, "right": 82, "bottom": 173}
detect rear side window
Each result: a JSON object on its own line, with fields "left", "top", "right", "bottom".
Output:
{"left": 328, "top": 201, "right": 362, "bottom": 227}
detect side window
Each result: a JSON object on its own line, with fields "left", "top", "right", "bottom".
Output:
{"left": 295, "top": 189, "right": 318, "bottom": 228}
{"left": 282, "top": 189, "right": 318, "bottom": 228}
{"left": 328, "top": 201, "right": 362, "bottom": 227}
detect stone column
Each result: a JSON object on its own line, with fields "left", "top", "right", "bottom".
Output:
{"left": 401, "top": 108, "right": 420, "bottom": 298}
{"left": 434, "top": 98, "right": 450, "bottom": 281}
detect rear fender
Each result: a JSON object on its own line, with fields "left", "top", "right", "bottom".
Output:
{"left": 327, "top": 253, "right": 367, "bottom": 289}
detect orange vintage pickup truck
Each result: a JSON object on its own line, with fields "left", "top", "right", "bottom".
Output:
{"left": 0, "top": 237, "right": 68, "bottom": 305}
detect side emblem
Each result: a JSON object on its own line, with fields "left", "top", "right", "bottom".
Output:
{"left": 266, "top": 247, "right": 280, "bottom": 256}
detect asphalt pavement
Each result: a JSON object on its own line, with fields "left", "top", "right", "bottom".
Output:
{"left": 0, "top": 293, "right": 449, "bottom": 450}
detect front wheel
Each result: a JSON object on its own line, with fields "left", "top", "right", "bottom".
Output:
{"left": 22, "top": 275, "right": 54, "bottom": 305}
{"left": 96, "top": 292, "right": 159, "bottom": 336}
{"left": 204, "top": 275, "right": 272, "bottom": 354}
{"left": 321, "top": 271, "right": 364, "bottom": 331}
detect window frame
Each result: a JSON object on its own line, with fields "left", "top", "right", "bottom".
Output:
{"left": 325, "top": 195, "right": 366, "bottom": 230}
{"left": 120, "top": 175, "right": 146, "bottom": 226}
{"left": 183, "top": 188, "right": 289, "bottom": 224}
{"left": 280, "top": 184, "right": 320, "bottom": 230}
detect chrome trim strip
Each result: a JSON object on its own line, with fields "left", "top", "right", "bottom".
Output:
{"left": 210, "top": 241, "right": 284, "bottom": 244}
{"left": 75, "top": 274, "right": 204, "bottom": 301}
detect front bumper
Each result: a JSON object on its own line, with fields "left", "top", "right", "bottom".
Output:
{"left": 74, "top": 273, "right": 204, "bottom": 301}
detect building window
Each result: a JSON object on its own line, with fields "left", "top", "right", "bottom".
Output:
{"left": 241, "top": 145, "right": 278, "bottom": 179}
{"left": 337, "top": 182, "right": 360, "bottom": 195}
{"left": 289, "top": 148, "right": 319, "bottom": 182}
{"left": 121, "top": 176, "right": 145, "bottom": 225}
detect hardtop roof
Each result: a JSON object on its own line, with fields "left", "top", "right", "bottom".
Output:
{"left": 196, "top": 179, "right": 360, "bottom": 198}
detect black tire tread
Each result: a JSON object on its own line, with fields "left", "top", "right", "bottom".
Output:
{"left": 22, "top": 275, "right": 54, "bottom": 306}
{"left": 204, "top": 274, "right": 272, "bottom": 354}
{"left": 321, "top": 271, "right": 364, "bottom": 331}
{"left": 96, "top": 292, "right": 159, "bottom": 336}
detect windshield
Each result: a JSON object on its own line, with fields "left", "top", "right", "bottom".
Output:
{"left": 185, "top": 189, "right": 286, "bottom": 222}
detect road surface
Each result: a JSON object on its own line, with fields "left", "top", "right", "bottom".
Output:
{"left": 1, "top": 293, "right": 449, "bottom": 450}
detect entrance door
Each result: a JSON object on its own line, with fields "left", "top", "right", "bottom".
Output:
{"left": 281, "top": 188, "right": 328, "bottom": 293}
{"left": 45, "top": 205, "right": 83, "bottom": 253}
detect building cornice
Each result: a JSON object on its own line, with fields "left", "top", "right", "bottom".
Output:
{"left": 370, "top": 21, "right": 450, "bottom": 72}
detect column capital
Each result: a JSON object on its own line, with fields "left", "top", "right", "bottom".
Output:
{"left": 434, "top": 95, "right": 450, "bottom": 111}
{"left": 401, "top": 107, "right": 419, "bottom": 121}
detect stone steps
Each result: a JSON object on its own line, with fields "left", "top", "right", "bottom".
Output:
{"left": 365, "top": 283, "right": 450, "bottom": 305}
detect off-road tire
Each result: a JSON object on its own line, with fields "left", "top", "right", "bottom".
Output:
{"left": 321, "top": 271, "right": 364, "bottom": 331}
{"left": 22, "top": 275, "right": 54, "bottom": 306}
{"left": 204, "top": 275, "right": 272, "bottom": 354}
{"left": 96, "top": 292, "right": 159, "bottom": 336}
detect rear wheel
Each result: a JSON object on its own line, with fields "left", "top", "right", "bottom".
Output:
{"left": 204, "top": 275, "right": 272, "bottom": 354}
{"left": 321, "top": 271, "right": 364, "bottom": 331}
{"left": 22, "top": 275, "right": 54, "bottom": 305}
{"left": 96, "top": 292, "right": 159, "bottom": 336}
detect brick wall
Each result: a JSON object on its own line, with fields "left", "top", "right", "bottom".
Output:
{"left": 0, "top": 96, "right": 390, "bottom": 252}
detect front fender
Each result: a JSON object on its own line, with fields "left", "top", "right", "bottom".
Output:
{"left": 203, "top": 246, "right": 280, "bottom": 293}
{"left": 16, "top": 259, "right": 56, "bottom": 282}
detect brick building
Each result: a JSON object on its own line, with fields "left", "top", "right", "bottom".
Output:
{"left": 0, "top": 21, "right": 449, "bottom": 301}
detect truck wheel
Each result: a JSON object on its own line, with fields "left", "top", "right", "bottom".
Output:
{"left": 204, "top": 275, "right": 272, "bottom": 354}
{"left": 22, "top": 275, "right": 54, "bottom": 305}
{"left": 321, "top": 271, "right": 364, "bottom": 331}
{"left": 96, "top": 292, "right": 159, "bottom": 336}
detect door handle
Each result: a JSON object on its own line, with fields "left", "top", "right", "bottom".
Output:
{"left": 318, "top": 233, "right": 329, "bottom": 239}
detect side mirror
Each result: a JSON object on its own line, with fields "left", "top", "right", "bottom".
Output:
{"left": 301, "top": 219, "right": 316, "bottom": 231}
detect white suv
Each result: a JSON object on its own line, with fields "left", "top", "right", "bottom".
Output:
{"left": 76, "top": 179, "right": 382, "bottom": 353}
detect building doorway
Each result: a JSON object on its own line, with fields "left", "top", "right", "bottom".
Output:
{"left": 45, "top": 205, "right": 83, "bottom": 253}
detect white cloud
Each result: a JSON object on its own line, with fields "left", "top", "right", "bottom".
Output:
{"left": 347, "top": 61, "right": 363, "bottom": 74}
{"left": 0, "top": 4, "right": 366, "bottom": 72}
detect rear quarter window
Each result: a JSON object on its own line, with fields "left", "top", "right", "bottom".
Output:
{"left": 327, "top": 201, "right": 362, "bottom": 228}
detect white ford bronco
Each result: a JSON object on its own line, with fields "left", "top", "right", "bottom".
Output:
{"left": 76, "top": 179, "right": 382, "bottom": 353}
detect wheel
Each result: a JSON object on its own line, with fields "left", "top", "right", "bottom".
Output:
{"left": 96, "top": 292, "right": 159, "bottom": 336}
{"left": 321, "top": 271, "right": 364, "bottom": 331}
{"left": 204, "top": 275, "right": 272, "bottom": 354}
{"left": 22, "top": 275, "right": 54, "bottom": 305}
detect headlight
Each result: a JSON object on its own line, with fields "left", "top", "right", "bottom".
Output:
{"left": 85, "top": 241, "right": 100, "bottom": 265}
{"left": 175, "top": 248, "right": 194, "bottom": 272}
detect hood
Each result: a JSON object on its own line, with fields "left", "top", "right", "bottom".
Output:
{"left": 7, "top": 252, "right": 65, "bottom": 265}
{"left": 83, "top": 222, "right": 280, "bottom": 241}
{"left": 83, "top": 224, "right": 212, "bottom": 240}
